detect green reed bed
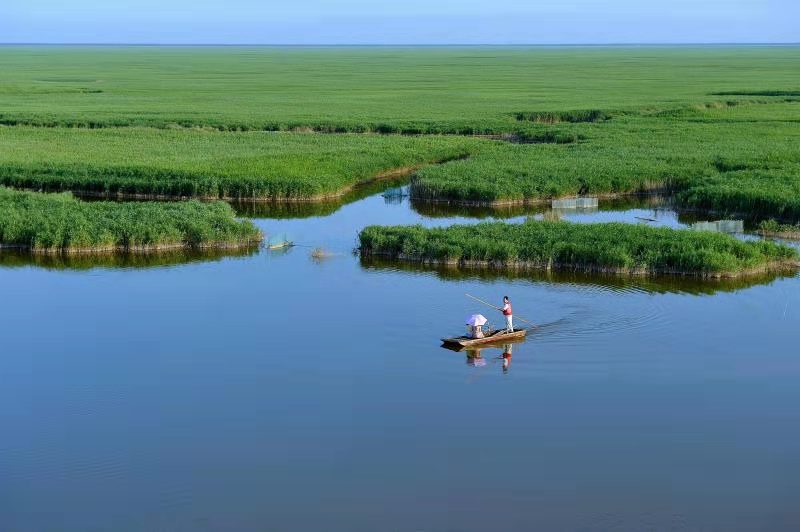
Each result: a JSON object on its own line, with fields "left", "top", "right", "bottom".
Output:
{"left": 412, "top": 105, "right": 800, "bottom": 217}
{"left": 0, "top": 127, "right": 478, "bottom": 200}
{"left": 359, "top": 220, "right": 798, "bottom": 278}
{"left": 0, "top": 187, "right": 262, "bottom": 253}
{"left": 757, "top": 219, "right": 800, "bottom": 240}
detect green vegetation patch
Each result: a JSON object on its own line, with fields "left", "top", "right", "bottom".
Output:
{"left": 514, "top": 110, "right": 610, "bottom": 124}
{"left": 1, "top": 46, "right": 798, "bottom": 132}
{"left": 359, "top": 220, "right": 797, "bottom": 278}
{"left": 412, "top": 104, "right": 800, "bottom": 217}
{"left": 0, "top": 187, "right": 262, "bottom": 253}
{"left": 0, "top": 127, "right": 478, "bottom": 200}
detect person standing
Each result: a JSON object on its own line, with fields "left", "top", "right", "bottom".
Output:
{"left": 502, "top": 296, "right": 513, "bottom": 332}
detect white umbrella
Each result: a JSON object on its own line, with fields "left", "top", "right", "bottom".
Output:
{"left": 466, "top": 314, "right": 487, "bottom": 327}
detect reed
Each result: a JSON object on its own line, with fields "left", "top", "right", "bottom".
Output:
{"left": 359, "top": 220, "right": 798, "bottom": 278}
{"left": 0, "top": 187, "right": 262, "bottom": 253}
{"left": 0, "top": 127, "right": 477, "bottom": 201}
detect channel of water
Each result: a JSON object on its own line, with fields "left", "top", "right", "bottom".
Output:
{"left": 2, "top": 188, "right": 799, "bottom": 531}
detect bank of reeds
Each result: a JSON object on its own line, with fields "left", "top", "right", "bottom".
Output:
{"left": 0, "top": 127, "right": 478, "bottom": 201}
{"left": 757, "top": 219, "right": 800, "bottom": 240}
{"left": 0, "top": 188, "right": 262, "bottom": 253}
{"left": 359, "top": 220, "right": 798, "bottom": 278}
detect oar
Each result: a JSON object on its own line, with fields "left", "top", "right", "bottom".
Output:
{"left": 465, "top": 293, "right": 537, "bottom": 328}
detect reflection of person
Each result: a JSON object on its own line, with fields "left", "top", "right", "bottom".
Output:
{"left": 501, "top": 343, "right": 513, "bottom": 372}
{"left": 502, "top": 296, "right": 513, "bottom": 332}
{"left": 466, "top": 349, "right": 486, "bottom": 367}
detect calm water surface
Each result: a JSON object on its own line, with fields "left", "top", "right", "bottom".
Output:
{"left": 2, "top": 192, "right": 799, "bottom": 531}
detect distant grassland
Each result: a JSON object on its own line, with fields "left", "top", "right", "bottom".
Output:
{"left": 0, "top": 187, "right": 261, "bottom": 253}
{"left": 359, "top": 221, "right": 798, "bottom": 278}
{"left": 1, "top": 46, "right": 798, "bottom": 131}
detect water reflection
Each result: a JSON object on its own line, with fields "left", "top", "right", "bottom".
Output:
{"left": 360, "top": 256, "right": 797, "bottom": 296}
{"left": 465, "top": 349, "right": 487, "bottom": 367}
{"left": 410, "top": 195, "right": 671, "bottom": 220}
{"left": 501, "top": 343, "right": 513, "bottom": 372}
{"left": 462, "top": 343, "right": 514, "bottom": 373}
{"left": 231, "top": 176, "right": 410, "bottom": 219}
{"left": 0, "top": 247, "right": 259, "bottom": 271}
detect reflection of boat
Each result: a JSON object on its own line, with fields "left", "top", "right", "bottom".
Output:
{"left": 441, "top": 328, "right": 527, "bottom": 348}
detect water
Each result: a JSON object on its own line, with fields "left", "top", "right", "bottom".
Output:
{"left": 2, "top": 192, "right": 799, "bottom": 531}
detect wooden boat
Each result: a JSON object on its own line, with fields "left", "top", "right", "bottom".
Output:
{"left": 441, "top": 328, "right": 527, "bottom": 348}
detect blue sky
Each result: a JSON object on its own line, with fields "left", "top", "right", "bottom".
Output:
{"left": 2, "top": 0, "right": 796, "bottom": 44}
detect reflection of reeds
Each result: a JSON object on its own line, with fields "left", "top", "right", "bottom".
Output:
{"left": 359, "top": 255, "right": 796, "bottom": 296}
{"left": 0, "top": 246, "right": 259, "bottom": 271}
{"left": 542, "top": 210, "right": 562, "bottom": 222}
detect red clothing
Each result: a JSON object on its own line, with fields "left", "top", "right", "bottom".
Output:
{"left": 502, "top": 302, "right": 513, "bottom": 316}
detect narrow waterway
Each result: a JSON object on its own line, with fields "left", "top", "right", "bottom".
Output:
{"left": 2, "top": 190, "right": 799, "bottom": 531}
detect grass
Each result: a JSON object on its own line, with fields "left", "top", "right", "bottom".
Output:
{"left": 0, "top": 127, "right": 477, "bottom": 200}
{"left": 359, "top": 220, "right": 798, "bottom": 278}
{"left": 2, "top": 46, "right": 800, "bottom": 259}
{"left": 757, "top": 219, "right": 800, "bottom": 239}
{"left": 1, "top": 46, "right": 798, "bottom": 132}
{"left": 412, "top": 101, "right": 800, "bottom": 218}
{"left": 0, "top": 187, "right": 262, "bottom": 253}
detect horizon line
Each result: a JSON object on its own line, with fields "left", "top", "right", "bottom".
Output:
{"left": 1, "top": 42, "right": 799, "bottom": 47}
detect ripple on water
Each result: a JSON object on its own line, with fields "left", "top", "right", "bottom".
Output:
{"left": 528, "top": 281, "right": 674, "bottom": 349}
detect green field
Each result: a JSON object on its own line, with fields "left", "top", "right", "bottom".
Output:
{"left": 0, "top": 127, "right": 475, "bottom": 199}
{"left": 0, "top": 187, "right": 261, "bottom": 252}
{"left": 413, "top": 100, "right": 800, "bottom": 216}
{"left": 1, "top": 46, "right": 799, "bottom": 259}
{"left": 359, "top": 220, "right": 798, "bottom": 278}
{"left": 2, "top": 46, "right": 798, "bottom": 131}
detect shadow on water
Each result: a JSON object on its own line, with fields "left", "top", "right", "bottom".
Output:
{"left": 410, "top": 195, "right": 673, "bottom": 220}
{"left": 359, "top": 256, "right": 797, "bottom": 296}
{"left": 231, "top": 176, "right": 411, "bottom": 219}
{"left": 0, "top": 247, "right": 259, "bottom": 271}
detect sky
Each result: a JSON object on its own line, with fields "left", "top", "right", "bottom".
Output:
{"left": 1, "top": 0, "right": 797, "bottom": 45}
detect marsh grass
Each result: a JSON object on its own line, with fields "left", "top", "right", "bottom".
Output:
{"left": 0, "top": 128, "right": 478, "bottom": 200}
{"left": 359, "top": 220, "right": 797, "bottom": 278}
{"left": 0, "top": 187, "right": 261, "bottom": 253}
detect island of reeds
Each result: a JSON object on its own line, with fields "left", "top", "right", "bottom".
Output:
{"left": 0, "top": 188, "right": 262, "bottom": 254}
{"left": 358, "top": 220, "right": 799, "bottom": 278}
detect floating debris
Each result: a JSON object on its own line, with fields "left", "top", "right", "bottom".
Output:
{"left": 690, "top": 220, "right": 744, "bottom": 234}
{"left": 267, "top": 234, "right": 294, "bottom": 250}
{"left": 310, "top": 247, "right": 332, "bottom": 260}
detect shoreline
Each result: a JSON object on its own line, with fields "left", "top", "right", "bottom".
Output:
{"left": 407, "top": 186, "right": 673, "bottom": 208}
{"left": 5, "top": 155, "right": 471, "bottom": 204}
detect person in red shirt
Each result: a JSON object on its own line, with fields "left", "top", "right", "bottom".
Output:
{"left": 501, "top": 296, "right": 513, "bottom": 332}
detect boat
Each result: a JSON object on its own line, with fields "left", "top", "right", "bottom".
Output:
{"left": 441, "top": 328, "right": 527, "bottom": 348}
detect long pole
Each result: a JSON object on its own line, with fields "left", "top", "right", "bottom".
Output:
{"left": 465, "top": 293, "right": 537, "bottom": 328}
